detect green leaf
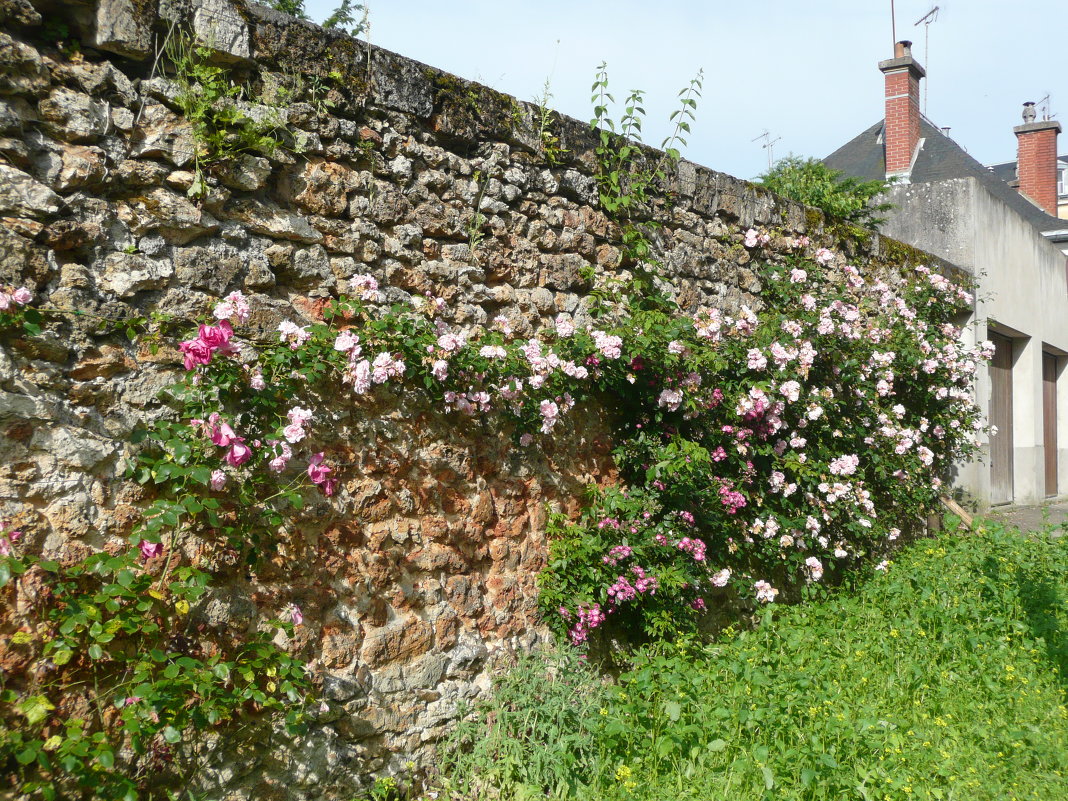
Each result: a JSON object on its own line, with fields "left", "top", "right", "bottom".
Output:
{"left": 664, "top": 700, "right": 681, "bottom": 722}
{"left": 19, "top": 695, "right": 55, "bottom": 725}
{"left": 761, "top": 766, "right": 775, "bottom": 790}
{"left": 190, "top": 467, "right": 212, "bottom": 486}
{"left": 163, "top": 726, "right": 181, "bottom": 744}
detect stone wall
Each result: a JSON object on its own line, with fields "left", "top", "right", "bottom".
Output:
{"left": 0, "top": 0, "right": 944, "bottom": 796}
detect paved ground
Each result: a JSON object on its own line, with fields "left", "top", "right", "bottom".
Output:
{"left": 984, "top": 500, "right": 1068, "bottom": 534}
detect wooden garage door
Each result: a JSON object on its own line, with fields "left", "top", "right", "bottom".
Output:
{"left": 989, "top": 333, "right": 1014, "bottom": 505}
{"left": 1045, "top": 352, "right": 1058, "bottom": 497}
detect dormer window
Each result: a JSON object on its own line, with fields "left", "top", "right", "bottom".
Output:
{"left": 1059, "top": 161, "right": 1068, "bottom": 198}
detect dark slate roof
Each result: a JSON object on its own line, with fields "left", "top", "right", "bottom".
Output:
{"left": 824, "top": 118, "right": 1066, "bottom": 234}
{"left": 986, "top": 160, "right": 1017, "bottom": 185}
{"left": 986, "top": 155, "right": 1068, "bottom": 187}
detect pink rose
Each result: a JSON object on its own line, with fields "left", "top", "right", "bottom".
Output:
{"left": 198, "top": 321, "right": 234, "bottom": 351}
{"left": 178, "top": 338, "right": 213, "bottom": 370}
{"left": 139, "top": 541, "right": 163, "bottom": 561}
{"left": 285, "top": 604, "right": 303, "bottom": 626}
{"left": 225, "top": 440, "right": 252, "bottom": 466}
{"left": 211, "top": 422, "right": 238, "bottom": 447}
{"left": 11, "top": 288, "right": 32, "bottom": 305}
{"left": 307, "top": 452, "right": 332, "bottom": 485}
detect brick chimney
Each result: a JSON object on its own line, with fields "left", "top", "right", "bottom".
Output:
{"left": 879, "top": 40, "right": 926, "bottom": 179}
{"left": 1014, "top": 102, "right": 1061, "bottom": 215}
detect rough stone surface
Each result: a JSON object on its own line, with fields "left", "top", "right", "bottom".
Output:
{"left": 191, "top": 0, "right": 252, "bottom": 62}
{"left": 38, "top": 87, "right": 110, "bottom": 142}
{"left": 91, "top": 0, "right": 155, "bottom": 58}
{"left": 0, "top": 1, "right": 949, "bottom": 798}
{"left": 0, "top": 163, "right": 63, "bottom": 217}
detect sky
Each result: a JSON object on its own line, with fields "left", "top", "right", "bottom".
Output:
{"left": 302, "top": 0, "right": 1066, "bottom": 181}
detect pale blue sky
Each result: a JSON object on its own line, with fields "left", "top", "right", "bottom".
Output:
{"left": 302, "top": 0, "right": 1065, "bottom": 180}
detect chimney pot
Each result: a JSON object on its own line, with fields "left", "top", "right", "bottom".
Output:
{"left": 1023, "top": 101, "right": 1037, "bottom": 124}
{"left": 894, "top": 40, "right": 913, "bottom": 58}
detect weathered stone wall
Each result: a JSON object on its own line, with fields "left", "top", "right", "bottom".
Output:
{"left": 0, "top": 0, "right": 944, "bottom": 796}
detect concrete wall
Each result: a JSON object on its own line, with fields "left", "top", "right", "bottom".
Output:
{"left": 881, "top": 177, "right": 1068, "bottom": 507}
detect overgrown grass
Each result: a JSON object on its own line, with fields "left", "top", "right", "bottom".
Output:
{"left": 436, "top": 521, "right": 1068, "bottom": 800}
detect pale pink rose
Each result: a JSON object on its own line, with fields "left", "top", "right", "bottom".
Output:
{"left": 213, "top": 291, "right": 250, "bottom": 323}
{"left": 352, "top": 360, "right": 372, "bottom": 394}
{"left": 754, "top": 580, "right": 778, "bottom": 603}
{"left": 334, "top": 330, "right": 360, "bottom": 353}
{"left": 12, "top": 288, "right": 32, "bottom": 305}
{"left": 555, "top": 314, "right": 576, "bottom": 338}
{"left": 283, "top": 422, "right": 306, "bottom": 443}
{"left": 658, "top": 388, "right": 683, "bottom": 411}
{"left": 209, "top": 470, "right": 227, "bottom": 491}
{"left": 287, "top": 407, "right": 314, "bottom": 426}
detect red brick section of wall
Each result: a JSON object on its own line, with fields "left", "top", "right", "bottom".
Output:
{"left": 879, "top": 41, "right": 926, "bottom": 177}
{"left": 1015, "top": 121, "right": 1062, "bottom": 215}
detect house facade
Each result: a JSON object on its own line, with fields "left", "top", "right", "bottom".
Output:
{"left": 824, "top": 41, "right": 1068, "bottom": 510}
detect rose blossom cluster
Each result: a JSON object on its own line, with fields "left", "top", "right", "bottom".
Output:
{"left": 179, "top": 321, "right": 237, "bottom": 370}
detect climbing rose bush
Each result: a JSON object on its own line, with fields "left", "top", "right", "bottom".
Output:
{"left": 154, "top": 244, "right": 985, "bottom": 647}
{"left": 536, "top": 248, "right": 989, "bottom": 644}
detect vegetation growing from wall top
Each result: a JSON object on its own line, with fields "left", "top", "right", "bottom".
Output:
{"left": 759, "top": 156, "right": 894, "bottom": 229}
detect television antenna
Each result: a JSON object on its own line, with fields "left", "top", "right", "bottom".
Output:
{"left": 1038, "top": 94, "right": 1056, "bottom": 121}
{"left": 752, "top": 130, "right": 782, "bottom": 170}
{"left": 914, "top": 6, "right": 940, "bottom": 116}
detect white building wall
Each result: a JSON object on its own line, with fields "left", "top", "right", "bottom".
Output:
{"left": 878, "top": 177, "right": 1068, "bottom": 508}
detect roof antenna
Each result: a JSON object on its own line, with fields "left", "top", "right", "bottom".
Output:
{"left": 914, "top": 5, "right": 940, "bottom": 117}
{"left": 1037, "top": 94, "right": 1056, "bottom": 122}
{"left": 752, "top": 130, "right": 782, "bottom": 171}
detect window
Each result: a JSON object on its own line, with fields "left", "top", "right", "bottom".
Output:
{"left": 1059, "top": 162, "right": 1068, "bottom": 197}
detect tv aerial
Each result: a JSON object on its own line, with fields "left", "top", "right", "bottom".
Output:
{"left": 914, "top": 6, "right": 940, "bottom": 116}
{"left": 752, "top": 130, "right": 782, "bottom": 170}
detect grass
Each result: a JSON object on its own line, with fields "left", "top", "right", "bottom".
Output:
{"left": 434, "top": 520, "right": 1068, "bottom": 800}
